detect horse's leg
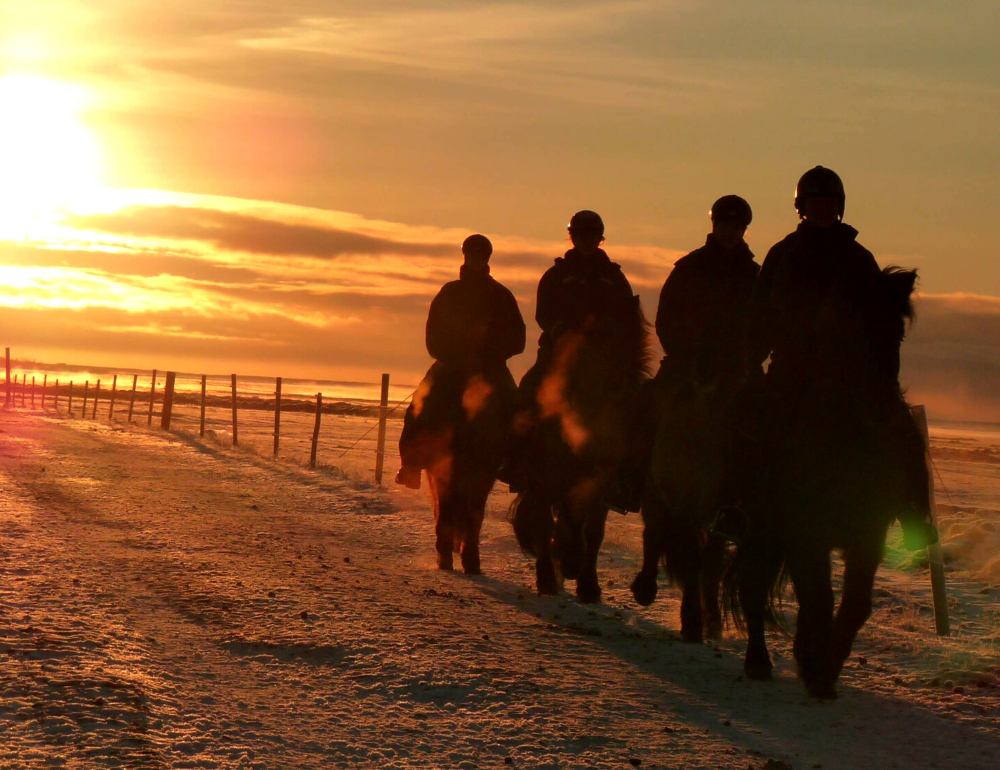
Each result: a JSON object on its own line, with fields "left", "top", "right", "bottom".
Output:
{"left": 669, "top": 518, "right": 704, "bottom": 643}
{"left": 829, "top": 539, "right": 882, "bottom": 680}
{"left": 576, "top": 504, "right": 608, "bottom": 604}
{"left": 740, "top": 545, "right": 781, "bottom": 680}
{"left": 459, "top": 478, "right": 491, "bottom": 576}
{"left": 630, "top": 495, "right": 665, "bottom": 606}
{"left": 701, "top": 531, "right": 726, "bottom": 641}
{"left": 428, "top": 473, "right": 454, "bottom": 571}
{"left": 787, "top": 546, "right": 836, "bottom": 698}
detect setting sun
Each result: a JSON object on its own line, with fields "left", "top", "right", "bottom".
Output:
{"left": 0, "top": 74, "right": 102, "bottom": 233}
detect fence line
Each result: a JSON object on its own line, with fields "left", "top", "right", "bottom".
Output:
{"left": 2, "top": 357, "right": 411, "bottom": 486}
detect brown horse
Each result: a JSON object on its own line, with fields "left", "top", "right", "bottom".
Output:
{"left": 403, "top": 363, "right": 512, "bottom": 574}
{"left": 630, "top": 372, "right": 739, "bottom": 641}
{"left": 725, "top": 266, "right": 925, "bottom": 698}
{"left": 511, "top": 296, "right": 651, "bottom": 602}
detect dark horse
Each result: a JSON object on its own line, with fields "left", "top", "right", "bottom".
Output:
{"left": 403, "top": 363, "right": 511, "bottom": 574}
{"left": 511, "top": 297, "right": 651, "bottom": 602}
{"left": 630, "top": 372, "right": 737, "bottom": 642}
{"left": 726, "top": 266, "right": 925, "bottom": 698}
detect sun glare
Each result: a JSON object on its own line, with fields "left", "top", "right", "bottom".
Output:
{"left": 0, "top": 75, "right": 103, "bottom": 236}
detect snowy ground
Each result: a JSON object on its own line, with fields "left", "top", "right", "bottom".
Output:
{"left": 1, "top": 409, "right": 998, "bottom": 769}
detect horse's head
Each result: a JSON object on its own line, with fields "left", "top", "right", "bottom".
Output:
{"left": 816, "top": 266, "right": 917, "bottom": 386}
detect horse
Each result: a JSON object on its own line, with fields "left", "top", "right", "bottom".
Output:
{"left": 402, "top": 362, "right": 512, "bottom": 574}
{"left": 630, "top": 367, "right": 746, "bottom": 642}
{"left": 510, "top": 296, "right": 652, "bottom": 602}
{"left": 724, "top": 266, "right": 924, "bottom": 698}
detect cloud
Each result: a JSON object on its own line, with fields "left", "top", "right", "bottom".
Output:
{"left": 3, "top": 189, "right": 997, "bottom": 422}
{"left": 902, "top": 293, "right": 1000, "bottom": 421}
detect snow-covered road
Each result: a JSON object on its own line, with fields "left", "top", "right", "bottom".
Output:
{"left": 1, "top": 411, "right": 997, "bottom": 769}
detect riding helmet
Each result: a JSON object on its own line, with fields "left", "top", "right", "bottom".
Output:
{"left": 710, "top": 195, "right": 753, "bottom": 227}
{"left": 794, "top": 166, "right": 846, "bottom": 218}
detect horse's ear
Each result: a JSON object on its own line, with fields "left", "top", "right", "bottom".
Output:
{"left": 883, "top": 266, "right": 918, "bottom": 318}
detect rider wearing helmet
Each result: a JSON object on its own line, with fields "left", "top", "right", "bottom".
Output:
{"left": 753, "top": 166, "right": 936, "bottom": 549}
{"left": 497, "top": 211, "right": 637, "bottom": 498}
{"left": 396, "top": 234, "right": 526, "bottom": 489}
{"left": 656, "top": 195, "right": 761, "bottom": 389}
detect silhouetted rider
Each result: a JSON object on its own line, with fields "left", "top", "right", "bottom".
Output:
{"left": 754, "top": 166, "right": 936, "bottom": 548}
{"left": 396, "top": 234, "right": 526, "bottom": 489}
{"left": 498, "top": 210, "right": 637, "bottom": 501}
{"left": 656, "top": 195, "right": 762, "bottom": 389}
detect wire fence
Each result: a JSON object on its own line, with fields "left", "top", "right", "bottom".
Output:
{"left": 2, "top": 350, "right": 414, "bottom": 486}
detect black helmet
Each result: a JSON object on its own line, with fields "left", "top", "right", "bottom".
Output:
{"left": 710, "top": 195, "right": 753, "bottom": 227}
{"left": 567, "top": 210, "right": 605, "bottom": 240}
{"left": 462, "top": 233, "right": 492, "bottom": 260}
{"left": 794, "top": 166, "right": 845, "bottom": 218}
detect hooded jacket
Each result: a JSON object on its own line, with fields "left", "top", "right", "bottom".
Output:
{"left": 425, "top": 265, "right": 526, "bottom": 368}
{"left": 754, "top": 221, "right": 881, "bottom": 384}
{"left": 656, "top": 234, "right": 761, "bottom": 384}
{"left": 534, "top": 248, "right": 635, "bottom": 349}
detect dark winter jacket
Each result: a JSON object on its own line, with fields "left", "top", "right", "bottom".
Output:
{"left": 655, "top": 234, "right": 761, "bottom": 384}
{"left": 425, "top": 265, "right": 526, "bottom": 369}
{"left": 754, "top": 221, "right": 881, "bottom": 385}
{"left": 534, "top": 248, "right": 635, "bottom": 349}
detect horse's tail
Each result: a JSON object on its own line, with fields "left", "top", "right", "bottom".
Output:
{"left": 509, "top": 491, "right": 551, "bottom": 558}
{"left": 720, "top": 537, "right": 789, "bottom": 635}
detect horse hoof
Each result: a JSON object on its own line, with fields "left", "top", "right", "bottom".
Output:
{"left": 576, "top": 581, "right": 602, "bottom": 604}
{"left": 436, "top": 553, "right": 454, "bottom": 571}
{"left": 744, "top": 656, "right": 773, "bottom": 681}
{"left": 536, "top": 578, "right": 558, "bottom": 596}
{"left": 703, "top": 618, "right": 723, "bottom": 641}
{"left": 462, "top": 560, "right": 482, "bottom": 576}
{"left": 681, "top": 626, "right": 703, "bottom": 644}
{"left": 805, "top": 678, "right": 838, "bottom": 700}
{"left": 630, "top": 574, "right": 658, "bottom": 607}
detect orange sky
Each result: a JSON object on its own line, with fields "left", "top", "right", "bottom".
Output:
{"left": 1, "top": 1, "right": 998, "bottom": 419}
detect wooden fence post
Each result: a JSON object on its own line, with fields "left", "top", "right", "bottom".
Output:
{"left": 4, "top": 348, "right": 9, "bottom": 407}
{"left": 231, "top": 374, "right": 238, "bottom": 447}
{"left": 374, "top": 373, "right": 390, "bottom": 485}
{"left": 273, "top": 377, "right": 282, "bottom": 456}
{"left": 20, "top": 374, "right": 25, "bottom": 408}
{"left": 160, "top": 372, "right": 176, "bottom": 430}
{"left": 42, "top": 374, "right": 47, "bottom": 409}
{"left": 31, "top": 376, "right": 35, "bottom": 409}
{"left": 127, "top": 374, "right": 138, "bottom": 423}
{"left": 91, "top": 380, "right": 101, "bottom": 419}
{"left": 147, "top": 369, "right": 157, "bottom": 426}
{"left": 109, "top": 374, "right": 117, "bottom": 419}
{"left": 68, "top": 381, "right": 73, "bottom": 415}
{"left": 912, "top": 405, "right": 950, "bottom": 636}
{"left": 54, "top": 379, "right": 59, "bottom": 411}
{"left": 310, "top": 392, "right": 322, "bottom": 468}
{"left": 82, "top": 381, "right": 89, "bottom": 418}
{"left": 200, "top": 375, "right": 206, "bottom": 437}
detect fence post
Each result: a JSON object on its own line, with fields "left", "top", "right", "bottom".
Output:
{"left": 91, "top": 380, "right": 101, "bottom": 419}
{"left": 109, "top": 374, "right": 117, "bottom": 419}
{"left": 273, "top": 377, "right": 282, "bottom": 456}
{"left": 4, "top": 348, "right": 9, "bottom": 407}
{"left": 127, "top": 374, "right": 138, "bottom": 423}
{"left": 20, "top": 374, "right": 25, "bottom": 407}
{"left": 147, "top": 369, "right": 157, "bottom": 426}
{"left": 82, "top": 381, "right": 89, "bottom": 418}
{"left": 310, "top": 392, "right": 322, "bottom": 468}
{"left": 231, "top": 374, "right": 238, "bottom": 447}
{"left": 31, "top": 376, "right": 35, "bottom": 409}
{"left": 374, "top": 373, "right": 390, "bottom": 485}
{"left": 68, "top": 381, "right": 73, "bottom": 415}
{"left": 160, "top": 372, "right": 176, "bottom": 430}
{"left": 42, "top": 374, "right": 47, "bottom": 409}
{"left": 54, "top": 379, "right": 59, "bottom": 411}
{"left": 912, "top": 405, "right": 950, "bottom": 636}
{"left": 200, "top": 375, "right": 206, "bottom": 437}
